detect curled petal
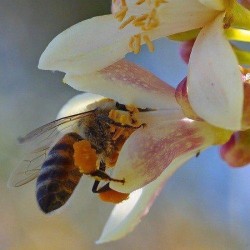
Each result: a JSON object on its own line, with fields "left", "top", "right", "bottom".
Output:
{"left": 110, "top": 116, "right": 217, "bottom": 193}
{"left": 157, "top": 0, "right": 220, "bottom": 36}
{"left": 175, "top": 77, "right": 201, "bottom": 120}
{"left": 179, "top": 40, "right": 195, "bottom": 64}
{"left": 39, "top": 15, "right": 138, "bottom": 75}
{"left": 220, "top": 130, "right": 250, "bottom": 167}
{"left": 97, "top": 151, "right": 194, "bottom": 243}
{"left": 64, "top": 60, "right": 179, "bottom": 109}
{"left": 198, "top": 0, "right": 225, "bottom": 10}
{"left": 39, "top": 0, "right": 220, "bottom": 76}
{"left": 56, "top": 93, "right": 105, "bottom": 119}
{"left": 188, "top": 13, "right": 243, "bottom": 130}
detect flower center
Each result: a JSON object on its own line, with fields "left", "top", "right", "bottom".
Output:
{"left": 112, "top": 0, "right": 166, "bottom": 53}
{"left": 210, "top": 126, "right": 233, "bottom": 145}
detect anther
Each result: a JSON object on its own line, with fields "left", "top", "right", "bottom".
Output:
{"left": 133, "top": 14, "right": 148, "bottom": 27}
{"left": 129, "top": 34, "right": 141, "bottom": 54}
{"left": 136, "top": 0, "right": 146, "bottom": 5}
{"left": 114, "top": 6, "right": 128, "bottom": 22}
{"left": 121, "top": 0, "right": 127, "bottom": 6}
{"left": 143, "top": 34, "right": 154, "bottom": 52}
{"left": 154, "top": 0, "right": 167, "bottom": 7}
{"left": 119, "top": 15, "right": 136, "bottom": 29}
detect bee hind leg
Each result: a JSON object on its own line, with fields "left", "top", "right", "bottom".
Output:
{"left": 92, "top": 181, "right": 111, "bottom": 193}
{"left": 90, "top": 169, "right": 125, "bottom": 184}
{"left": 91, "top": 161, "right": 125, "bottom": 193}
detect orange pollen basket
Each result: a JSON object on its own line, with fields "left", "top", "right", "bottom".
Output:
{"left": 99, "top": 189, "right": 130, "bottom": 203}
{"left": 73, "top": 140, "right": 97, "bottom": 174}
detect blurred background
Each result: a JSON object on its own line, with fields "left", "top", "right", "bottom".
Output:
{"left": 1, "top": 1, "right": 250, "bottom": 249}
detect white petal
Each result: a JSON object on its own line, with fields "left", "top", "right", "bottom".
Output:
{"left": 39, "top": 15, "right": 138, "bottom": 75}
{"left": 155, "top": 0, "right": 220, "bottom": 37}
{"left": 39, "top": 0, "right": 220, "bottom": 76}
{"left": 97, "top": 151, "right": 194, "bottom": 243}
{"left": 188, "top": 13, "right": 243, "bottom": 130}
{"left": 56, "top": 93, "right": 105, "bottom": 119}
{"left": 64, "top": 60, "right": 179, "bottom": 109}
{"left": 199, "top": 0, "right": 225, "bottom": 10}
{"left": 110, "top": 118, "right": 215, "bottom": 193}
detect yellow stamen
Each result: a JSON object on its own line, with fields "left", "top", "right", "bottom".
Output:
{"left": 129, "top": 34, "right": 142, "bottom": 54}
{"left": 143, "top": 8, "right": 159, "bottom": 31}
{"left": 114, "top": 6, "right": 128, "bottom": 22}
{"left": 114, "top": 0, "right": 165, "bottom": 53}
{"left": 119, "top": 15, "right": 136, "bottom": 29}
{"left": 154, "top": 0, "right": 167, "bottom": 7}
{"left": 143, "top": 34, "right": 154, "bottom": 52}
{"left": 136, "top": 0, "right": 146, "bottom": 5}
{"left": 133, "top": 21, "right": 146, "bottom": 27}
{"left": 133, "top": 14, "right": 148, "bottom": 24}
{"left": 121, "top": 0, "right": 127, "bottom": 6}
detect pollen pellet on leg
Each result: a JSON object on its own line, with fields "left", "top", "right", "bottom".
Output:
{"left": 73, "top": 140, "right": 97, "bottom": 174}
{"left": 99, "top": 189, "right": 129, "bottom": 203}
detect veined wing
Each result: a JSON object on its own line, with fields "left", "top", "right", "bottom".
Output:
{"left": 18, "top": 110, "right": 95, "bottom": 143}
{"left": 8, "top": 110, "right": 95, "bottom": 187}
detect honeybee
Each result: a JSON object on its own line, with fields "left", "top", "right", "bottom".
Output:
{"left": 9, "top": 99, "right": 143, "bottom": 213}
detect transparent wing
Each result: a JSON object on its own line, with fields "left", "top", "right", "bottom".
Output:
{"left": 8, "top": 110, "right": 95, "bottom": 187}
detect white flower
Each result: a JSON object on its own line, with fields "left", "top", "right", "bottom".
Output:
{"left": 56, "top": 60, "right": 232, "bottom": 242}
{"left": 37, "top": 0, "right": 250, "bottom": 241}
{"left": 38, "top": 0, "right": 244, "bottom": 131}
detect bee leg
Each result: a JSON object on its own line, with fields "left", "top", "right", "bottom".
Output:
{"left": 92, "top": 182, "right": 111, "bottom": 193}
{"left": 90, "top": 170, "right": 125, "bottom": 184}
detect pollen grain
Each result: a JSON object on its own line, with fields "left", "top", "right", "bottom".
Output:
{"left": 114, "top": 0, "right": 166, "bottom": 53}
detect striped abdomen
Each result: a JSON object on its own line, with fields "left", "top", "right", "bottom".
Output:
{"left": 36, "top": 133, "right": 83, "bottom": 213}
